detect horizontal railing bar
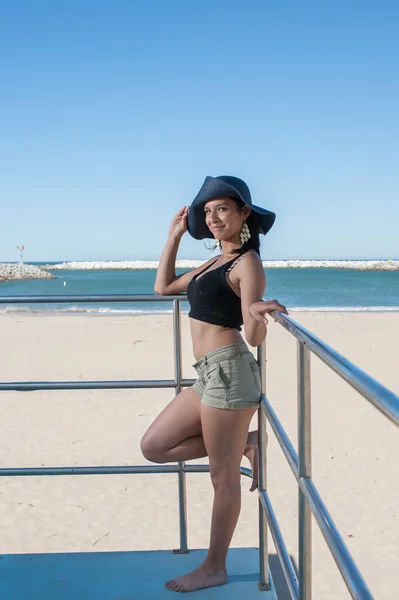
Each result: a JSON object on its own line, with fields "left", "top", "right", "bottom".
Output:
{"left": 272, "top": 311, "right": 399, "bottom": 428}
{"left": 0, "top": 464, "right": 253, "bottom": 478}
{"left": 0, "top": 378, "right": 196, "bottom": 392}
{"left": 0, "top": 294, "right": 187, "bottom": 304}
{"left": 261, "top": 396, "right": 299, "bottom": 479}
{"left": 300, "top": 477, "right": 374, "bottom": 600}
{"left": 185, "top": 465, "right": 252, "bottom": 479}
{"left": 259, "top": 490, "right": 299, "bottom": 600}
{"left": 0, "top": 465, "right": 180, "bottom": 476}
{"left": 238, "top": 466, "right": 252, "bottom": 479}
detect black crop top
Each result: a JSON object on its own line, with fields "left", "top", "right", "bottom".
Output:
{"left": 187, "top": 254, "right": 245, "bottom": 330}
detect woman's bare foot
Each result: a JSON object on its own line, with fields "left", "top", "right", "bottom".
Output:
{"left": 244, "top": 429, "right": 267, "bottom": 492}
{"left": 165, "top": 564, "right": 228, "bottom": 593}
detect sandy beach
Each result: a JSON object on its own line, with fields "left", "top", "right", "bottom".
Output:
{"left": 0, "top": 311, "right": 398, "bottom": 599}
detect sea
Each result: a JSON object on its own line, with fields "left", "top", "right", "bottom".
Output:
{"left": 1, "top": 262, "right": 398, "bottom": 314}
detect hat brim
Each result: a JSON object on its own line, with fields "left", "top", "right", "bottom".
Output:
{"left": 187, "top": 176, "right": 276, "bottom": 240}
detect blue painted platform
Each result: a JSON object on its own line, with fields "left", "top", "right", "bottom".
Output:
{"left": 0, "top": 547, "right": 276, "bottom": 599}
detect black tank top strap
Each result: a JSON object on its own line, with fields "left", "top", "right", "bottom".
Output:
{"left": 192, "top": 258, "right": 219, "bottom": 281}
{"left": 225, "top": 251, "right": 248, "bottom": 274}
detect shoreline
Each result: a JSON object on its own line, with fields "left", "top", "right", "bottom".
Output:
{"left": 1, "top": 306, "right": 399, "bottom": 317}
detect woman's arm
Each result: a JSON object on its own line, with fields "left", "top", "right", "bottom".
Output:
{"left": 154, "top": 232, "right": 185, "bottom": 295}
{"left": 236, "top": 252, "right": 288, "bottom": 347}
{"left": 154, "top": 206, "right": 216, "bottom": 295}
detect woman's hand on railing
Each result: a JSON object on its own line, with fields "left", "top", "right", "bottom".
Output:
{"left": 249, "top": 300, "right": 289, "bottom": 325}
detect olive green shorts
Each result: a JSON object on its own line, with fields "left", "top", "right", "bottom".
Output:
{"left": 192, "top": 342, "right": 262, "bottom": 410}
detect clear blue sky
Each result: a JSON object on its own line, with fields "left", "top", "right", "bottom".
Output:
{"left": 1, "top": 0, "right": 398, "bottom": 262}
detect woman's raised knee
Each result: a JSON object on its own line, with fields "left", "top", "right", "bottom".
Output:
{"left": 140, "top": 432, "right": 168, "bottom": 464}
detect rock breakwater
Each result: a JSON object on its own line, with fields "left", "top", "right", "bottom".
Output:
{"left": 46, "top": 259, "right": 399, "bottom": 271}
{"left": 0, "top": 263, "right": 55, "bottom": 282}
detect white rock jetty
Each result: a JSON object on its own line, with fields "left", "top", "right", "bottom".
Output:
{"left": 0, "top": 263, "right": 55, "bottom": 282}
{"left": 46, "top": 259, "right": 399, "bottom": 271}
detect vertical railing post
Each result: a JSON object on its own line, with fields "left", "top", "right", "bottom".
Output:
{"left": 258, "top": 338, "right": 270, "bottom": 590}
{"left": 172, "top": 299, "right": 188, "bottom": 554}
{"left": 298, "top": 342, "right": 312, "bottom": 598}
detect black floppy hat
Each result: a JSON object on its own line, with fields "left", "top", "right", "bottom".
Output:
{"left": 187, "top": 175, "right": 276, "bottom": 240}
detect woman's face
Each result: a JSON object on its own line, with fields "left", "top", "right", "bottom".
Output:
{"left": 203, "top": 197, "right": 249, "bottom": 242}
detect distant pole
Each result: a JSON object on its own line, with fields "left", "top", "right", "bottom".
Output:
{"left": 16, "top": 245, "right": 25, "bottom": 263}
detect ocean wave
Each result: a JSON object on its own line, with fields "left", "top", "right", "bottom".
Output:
{"left": 44, "top": 259, "right": 399, "bottom": 271}
{"left": 1, "top": 306, "right": 399, "bottom": 315}
{"left": 0, "top": 306, "right": 176, "bottom": 315}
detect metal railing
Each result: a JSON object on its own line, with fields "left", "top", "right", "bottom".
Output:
{"left": 257, "top": 310, "right": 399, "bottom": 599}
{"left": 0, "top": 294, "right": 254, "bottom": 559}
{"left": 1, "top": 293, "right": 399, "bottom": 599}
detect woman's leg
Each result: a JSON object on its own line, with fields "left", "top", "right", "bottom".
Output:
{"left": 140, "top": 388, "right": 206, "bottom": 463}
{"left": 166, "top": 404, "right": 257, "bottom": 593}
{"left": 141, "top": 387, "right": 260, "bottom": 492}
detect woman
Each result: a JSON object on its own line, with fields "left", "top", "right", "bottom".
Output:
{"left": 140, "top": 175, "right": 288, "bottom": 593}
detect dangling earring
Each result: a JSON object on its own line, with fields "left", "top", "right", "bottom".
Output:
{"left": 215, "top": 239, "right": 221, "bottom": 252}
{"left": 240, "top": 221, "right": 251, "bottom": 245}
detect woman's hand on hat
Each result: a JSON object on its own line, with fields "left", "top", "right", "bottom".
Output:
{"left": 249, "top": 300, "right": 289, "bottom": 324}
{"left": 169, "top": 206, "right": 189, "bottom": 238}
